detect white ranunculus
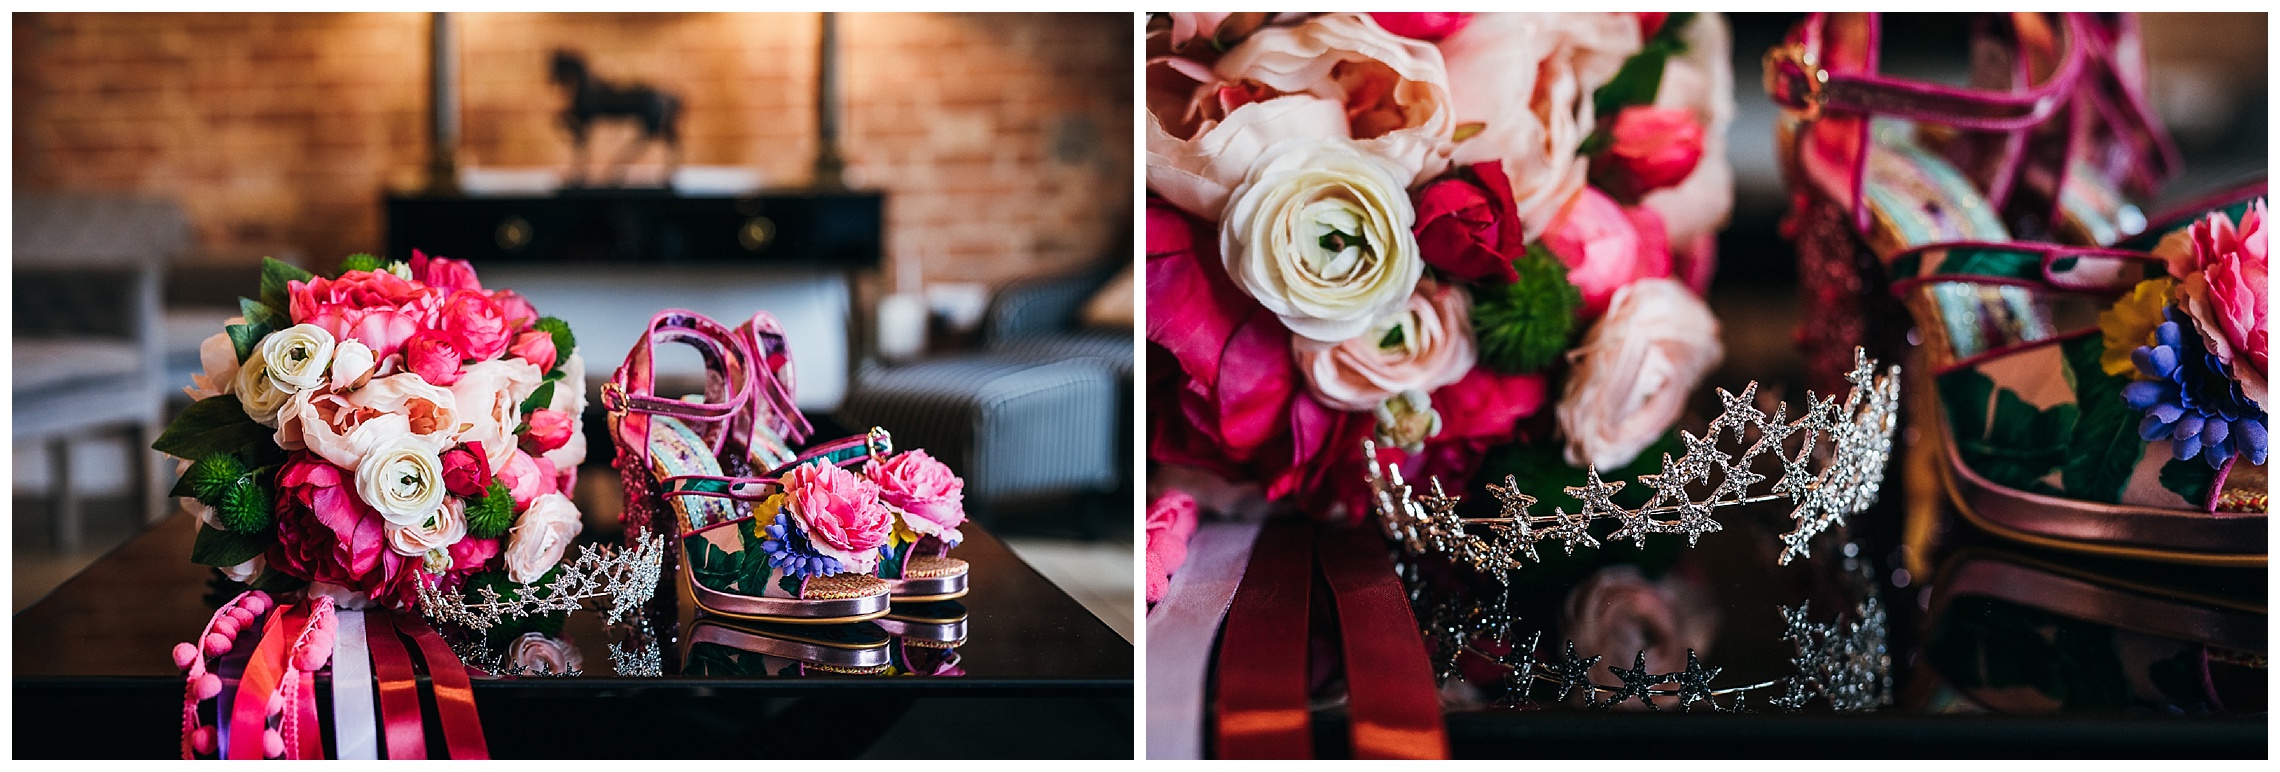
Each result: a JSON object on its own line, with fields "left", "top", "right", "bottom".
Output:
{"left": 232, "top": 346, "right": 295, "bottom": 427}
{"left": 539, "top": 351, "right": 589, "bottom": 472}
{"left": 260, "top": 323, "right": 337, "bottom": 393}
{"left": 450, "top": 358, "right": 546, "bottom": 469}
{"left": 185, "top": 330, "right": 240, "bottom": 401}
{"left": 331, "top": 339, "right": 377, "bottom": 392}
{"left": 504, "top": 492, "right": 584, "bottom": 584}
{"left": 356, "top": 435, "right": 449, "bottom": 527}
{"left": 385, "top": 498, "right": 468, "bottom": 558}
{"left": 1558, "top": 278, "right": 1725, "bottom": 470}
{"left": 1221, "top": 138, "right": 1423, "bottom": 342}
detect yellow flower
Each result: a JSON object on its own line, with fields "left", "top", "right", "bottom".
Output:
{"left": 2098, "top": 277, "right": 2175, "bottom": 378}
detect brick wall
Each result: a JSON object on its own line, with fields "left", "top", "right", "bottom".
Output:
{"left": 14, "top": 11, "right": 1133, "bottom": 289}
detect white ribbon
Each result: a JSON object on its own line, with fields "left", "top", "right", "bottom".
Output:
{"left": 329, "top": 610, "right": 378, "bottom": 760}
{"left": 1143, "top": 520, "right": 1264, "bottom": 760}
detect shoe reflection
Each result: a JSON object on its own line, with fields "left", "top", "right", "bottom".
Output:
{"left": 682, "top": 617, "right": 895, "bottom": 676}
{"left": 877, "top": 601, "right": 969, "bottom": 677}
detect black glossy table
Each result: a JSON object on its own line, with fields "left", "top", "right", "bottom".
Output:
{"left": 15, "top": 511, "right": 1132, "bottom": 758}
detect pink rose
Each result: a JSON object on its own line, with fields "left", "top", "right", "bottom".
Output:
{"left": 1639, "top": 14, "right": 1736, "bottom": 251}
{"left": 864, "top": 449, "right": 967, "bottom": 540}
{"left": 1144, "top": 489, "right": 1201, "bottom": 604}
{"left": 1295, "top": 279, "right": 1475, "bottom": 411}
{"left": 509, "top": 330, "right": 558, "bottom": 374}
{"left": 503, "top": 492, "right": 583, "bottom": 584}
{"left": 1412, "top": 162, "right": 1527, "bottom": 283}
{"left": 1594, "top": 106, "right": 1705, "bottom": 202}
{"left": 1441, "top": 13, "right": 1641, "bottom": 240}
{"left": 1370, "top": 12, "right": 1470, "bottom": 42}
{"left": 1633, "top": 12, "right": 1671, "bottom": 40}
{"left": 404, "top": 330, "right": 464, "bottom": 387}
{"left": 2174, "top": 200, "right": 2268, "bottom": 408}
{"left": 409, "top": 249, "right": 482, "bottom": 294}
{"left": 521, "top": 408, "right": 575, "bottom": 455}
{"left": 1542, "top": 188, "right": 1674, "bottom": 318}
{"left": 1561, "top": 564, "right": 1719, "bottom": 710}
{"left": 440, "top": 445, "right": 492, "bottom": 498}
{"left": 491, "top": 290, "right": 540, "bottom": 332}
{"left": 782, "top": 460, "right": 894, "bottom": 574}
{"left": 439, "top": 290, "right": 511, "bottom": 362}
{"left": 497, "top": 449, "right": 549, "bottom": 514}
{"left": 1558, "top": 278, "right": 1724, "bottom": 469}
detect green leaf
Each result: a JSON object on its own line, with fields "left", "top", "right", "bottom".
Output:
{"left": 258, "top": 257, "right": 314, "bottom": 314}
{"left": 2158, "top": 457, "right": 2219, "bottom": 508}
{"left": 531, "top": 317, "right": 577, "bottom": 376}
{"left": 1939, "top": 247, "right": 2044, "bottom": 283}
{"left": 2059, "top": 335, "right": 2147, "bottom": 503}
{"left": 190, "top": 523, "right": 269, "bottom": 567}
{"left": 227, "top": 321, "right": 273, "bottom": 365}
{"left": 153, "top": 397, "right": 271, "bottom": 461}
{"left": 1590, "top": 18, "right": 1691, "bottom": 118}
{"left": 1939, "top": 368, "right": 2075, "bottom": 493}
{"left": 520, "top": 381, "right": 557, "bottom": 416}
{"left": 238, "top": 296, "right": 290, "bottom": 335}
{"left": 778, "top": 569, "right": 804, "bottom": 596}
{"left": 247, "top": 569, "right": 309, "bottom": 595}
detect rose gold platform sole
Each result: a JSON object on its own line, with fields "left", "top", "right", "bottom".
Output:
{"left": 685, "top": 563, "right": 893, "bottom": 624}
{"left": 886, "top": 555, "right": 969, "bottom": 601}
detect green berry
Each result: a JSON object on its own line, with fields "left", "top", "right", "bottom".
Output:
{"left": 1472, "top": 246, "right": 1584, "bottom": 374}
{"left": 465, "top": 480, "right": 515, "bottom": 539}
{"left": 216, "top": 478, "right": 274, "bottom": 533}
{"left": 185, "top": 454, "right": 248, "bottom": 503}
{"left": 339, "top": 253, "right": 386, "bottom": 274}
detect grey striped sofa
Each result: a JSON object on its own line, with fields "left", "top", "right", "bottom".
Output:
{"left": 838, "top": 267, "right": 1131, "bottom": 527}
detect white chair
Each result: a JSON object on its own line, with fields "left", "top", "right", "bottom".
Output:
{"left": 12, "top": 195, "right": 184, "bottom": 551}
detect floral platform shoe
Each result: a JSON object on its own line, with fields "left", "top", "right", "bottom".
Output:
{"left": 759, "top": 430, "right": 972, "bottom": 602}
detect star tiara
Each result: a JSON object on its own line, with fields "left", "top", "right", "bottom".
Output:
{"left": 417, "top": 535, "right": 667, "bottom": 632}
{"left": 1366, "top": 348, "right": 1901, "bottom": 578}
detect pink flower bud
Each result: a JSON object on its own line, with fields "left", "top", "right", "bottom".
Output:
{"left": 1594, "top": 106, "right": 1705, "bottom": 202}
{"left": 1370, "top": 12, "right": 1470, "bottom": 42}
{"left": 509, "top": 329, "right": 558, "bottom": 374}
{"left": 521, "top": 409, "right": 575, "bottom": 455}
{"left": 440, "top": 444, "right": 494, "bottom": 498}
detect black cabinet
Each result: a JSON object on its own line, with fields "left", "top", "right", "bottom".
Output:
{"left": 385, "top": 189, "right": 883, "bottom": 268}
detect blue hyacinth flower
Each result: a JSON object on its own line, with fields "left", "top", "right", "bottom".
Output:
{"left": 2126, "top": 308, "right": 2269, "bottom": 469}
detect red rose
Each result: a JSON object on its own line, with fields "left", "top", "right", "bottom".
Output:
{"left": 1370, "top": 12, "right": 1471, "bottom": 42}
{"left": 404, "top": 330, "right": 464, "bottom": 386}
{"left": 439, "top": 290, "right": 511, "bottom": 362}
{"left": 509, "top": 329, "right": 558, "bottom": 374}
{"left": 1635, "top": 12, "right": 1671, "bottom": 40}
{"left": 522, "top": 409, "right": 575, "bottom": 455}
{"left": 440, "top": 444, "right": 493, "bottom": 498}
{"left": 1594, "top": 106, "right": 1705, "bottom": 202}
{"left": 1413, "top": 162, "right": 1528, "bottom": 283}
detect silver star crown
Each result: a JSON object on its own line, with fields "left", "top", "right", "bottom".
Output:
{"left": 417, "top": 535, "right": 666, "bottom": 632}
{"left": 1367, "top": 348, "right": 1900, "bottom": 578}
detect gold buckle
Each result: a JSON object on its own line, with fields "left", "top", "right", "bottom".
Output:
{"left": 601, "top": 382, "right": 628, "bottom": 421}
{"left": 865, "top": 426, "right": 894, "bottom": 459}
{"left": 1762, "top": 42, "right": 1828, "bottom": 122}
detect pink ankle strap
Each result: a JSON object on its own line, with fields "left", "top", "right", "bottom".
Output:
{"left": 764, "top": 428, "right": 892, "bottom": 478}
{"left": 733, "top": 312, "right": 814, "bottom": 451}
{"left": 607, "top": 309, "right": 756, "bottom": 474}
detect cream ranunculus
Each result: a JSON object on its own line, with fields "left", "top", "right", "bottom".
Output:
{"left": 331, "top": 339, "right": 377, "bottom": 392}
{"left": 349, "top": 373, "right": 461, "bottom": 451}
{"left": 504, "top": 492, "right": 584, "bottom": 584}
{"left": 385, "top": 498, "right": 468, "bottom": 558}
{"left": 449, "top": 358, "right": 546, "bottom": 469}
{"left": 1222, "top": 138, "right": 1423, "bottom": 342}
{"left": 1440, "top": 13, "right": 1642, "bottom": 241}
{"left": 185, "top": 330, "right": 240, "bottom": 401}
{"left": 232, "top": 346, "right": 295, "bottom": 427}
{"left": 260, "top": 323, "right": 337, "bottom": 393}
{"left": 355, "top": 435, "right": 450, "bottom": 527}
{"left": 1558, "top": 278, "right": 1725, "bottom": 470}
{"left": 1295, "top": 279, "right": 1475, "bottom": 410}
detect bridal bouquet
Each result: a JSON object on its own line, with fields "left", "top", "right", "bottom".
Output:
{"left": 156, "top": 253, "right": 589, "bottom": 611}
{"left": 1147, "top": 11, "right": 1737, "bottom": 523}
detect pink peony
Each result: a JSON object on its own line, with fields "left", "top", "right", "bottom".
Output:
{"left": 503, "top": 492, "right": 582, "bottom": 584}
{"left": 1412, "top": 162, "right": 1527, "bottom": 283}
{"left": 782, "top": 460, "right": 895, "bottom": 574}
{"left": 491, "top": 290, "right": 540, "bottom": 332}
{"left": 289, "top": 269, "right": 431, "bottom": 325}
{"left": 864, "top": 449, "right": 967, "bottom": 540}
{"left": 439, "top": 290, "right": 511, "bottom": 362}
{"left": 521, "top": 409, "right": 575, "bottom": 455}
{"left": 409, "top": 249, "right": 482, "bottom": 294}
{"left": 1294, "top": 279, "right": 1475, "bottom": 411}
{"left": 268, "top": 453, "right": 488, "bottom": 611}
{"left": 404, "top": 330, "right": 464, "bottom": 387}
{"left": 1370, "top": 12, "right": 1471, "bottom": 42}
{"left": 1542, "top": 188, "right": 1674, "bottom": 318}
{"left": 1594, "top": 106, "right": 1705, "bottom": 201}
{"left": 338, "top": 307, "right": 424, "bottom": 362}
{"left": 509, "top": 330, "right": 558, "bottom": 374}
{"left": 2174, "top": 200, "right": 2268, "bottom": 408}
{"left": 1144, "top": 488, "right": 1201, "bottom": 605}
{"left": 1430, "top": 366, "right": 1548, "bottom": 446}
{"left": 497, "top": 449, "right": 549, "bottom": 514}
{"left": 440, "top": 444, "right": 492, "bottom": 498}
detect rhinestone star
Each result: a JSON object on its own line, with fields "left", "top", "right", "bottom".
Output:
{"left": 1486, "top": 475, "right": 1541, "bottom": 563}
{"left": 1716, "top": 383, "right": 1765, "bottom": 443}
{"left": 1603, "top": 650, "right": 1669, "bottom": 711}
{"left": 1671, "top": 649, "right": 1722, "bottom": 712}
{"left": 1548, "top": 641, "right": 1603, "bottom": 706}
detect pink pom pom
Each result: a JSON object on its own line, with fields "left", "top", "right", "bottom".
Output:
{"left": 265, "top": 690, "right": 286, "bottom": 716}
{"left": 214, "top": 617, "right": 240, "bottom": 639}
{"left": 203, "top": 632, "right": 232, "bottom": 657}
{"left": 190, "top": 725, "right": 216, "bottom": 754}
{"left": 226, "top": 606, "right": 257, "bottom": 625}
{"left": 261, "top": 729, "right": 285, "bottom": 758}
{"left": 242, "top": 593, "right": 272, "bottom": 615}
{"left": 194, "top": 673, "right": 223, "bottom": 701}
{"left": 172, "top": 642, "right": 199, "bottom": 670}
{"left": 294, "top": 643, "right": 330, "bottom": 672}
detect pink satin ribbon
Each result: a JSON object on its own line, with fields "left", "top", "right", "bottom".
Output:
{"left": 226, "top": 601, "right": 304, "bottom": 759}
{"left": 1145, "top": 520, "right": 1263, "bottom": 759}
{"left": 393, "top": 614, "right": 491, "bottom": 759}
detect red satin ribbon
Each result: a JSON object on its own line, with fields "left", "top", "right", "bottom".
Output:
{"left": 294, "top": 669, "right": 323, "bottom": 759}
{"left": 1212, "top": 518, "right": 1315, "bottom": 759}
{"left": 227, "top": 601, "right": 305, "bottom": 759}
{"left": 365, "top": 609, "right": 427, "bottom": 760}
{"left": 392, "top": 614, "right": 491, "bottom": 760}
{"left": 1317, "top": 525, "right": 1450, "bottom": 760}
